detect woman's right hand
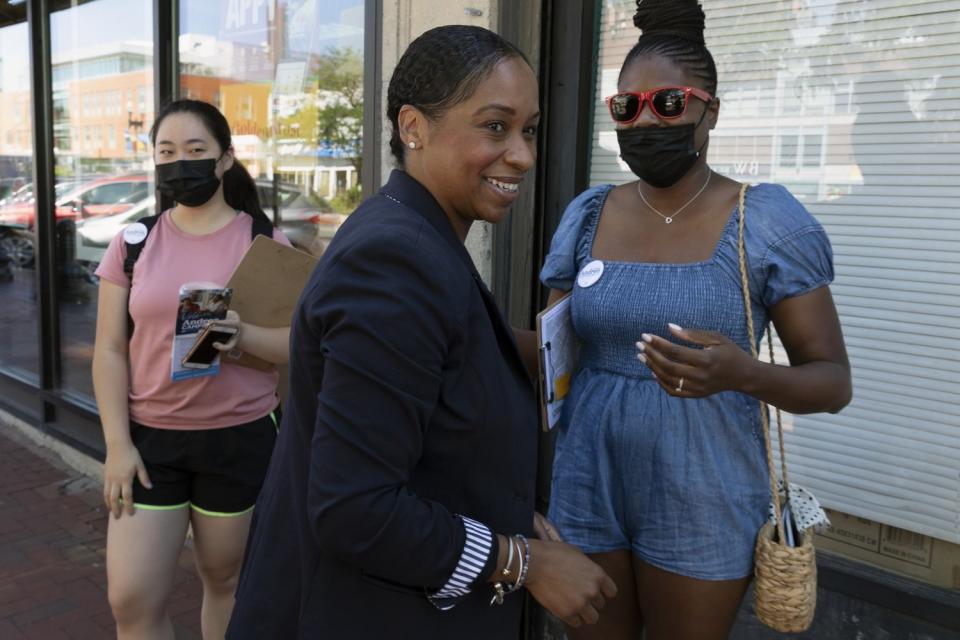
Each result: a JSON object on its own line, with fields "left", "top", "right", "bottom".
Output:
{"left": 103, "top": 442, "right": 152, "bottom": 518}
{"left": 525, "top": 539, "right": 618, "bottom": 627}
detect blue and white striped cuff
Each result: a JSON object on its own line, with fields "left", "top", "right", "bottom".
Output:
{"left": 427, "top": 516, "right": 494, "bottom": 610}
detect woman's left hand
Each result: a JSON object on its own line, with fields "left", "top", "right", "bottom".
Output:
{"left": 636, "top": 323, "right": 755, "bottom": 398}
{"left": 533, "top": 512, "right": 563, "bottom": 542}
{"left": 212, "top": 310, "right": 243, "bottom": 352}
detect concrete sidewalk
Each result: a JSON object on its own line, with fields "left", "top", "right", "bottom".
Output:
{"left": 0, "top": 421, "right": 202, "bottom": 639}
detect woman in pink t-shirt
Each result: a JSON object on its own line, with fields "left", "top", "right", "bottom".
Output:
{"left": 92, "top": 99, "right": 291, "bottom": 640}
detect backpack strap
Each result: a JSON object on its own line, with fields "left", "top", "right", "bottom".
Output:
{"left": 124, "top": 213, "right": 272, "bottom": 338}
{"left": 250, "top": 215, "right": 273, "bottom": 241}
{"left": 124, "top": 213, "right": 270, "bottom": 281}
{"left": 124, "top": 213, "right": 161, "bottom": 338}
{"left": 123, "top": 213, "right": 161, "bottom": 280}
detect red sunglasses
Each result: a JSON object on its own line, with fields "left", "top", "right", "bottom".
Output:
{"left": 605, "top": 86, "right": 714, "bottom": 123}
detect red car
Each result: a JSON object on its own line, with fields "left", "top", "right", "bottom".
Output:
{"left": 0, "top": 174, "right": 150, "bottom": 267}
{"left": 0, "top": 174, "right": 150, "bottom": 229}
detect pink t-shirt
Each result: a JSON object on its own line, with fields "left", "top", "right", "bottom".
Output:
{"left": 96, "top": 211, "right": 292, "bottom": 430}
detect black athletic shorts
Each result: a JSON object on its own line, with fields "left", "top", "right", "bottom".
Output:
{"left": 129, "top": 407, "right": 280, "bottom": 516}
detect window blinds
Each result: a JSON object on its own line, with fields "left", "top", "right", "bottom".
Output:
{"left": 588, "top": 0, "right": 960, "bottom": 542}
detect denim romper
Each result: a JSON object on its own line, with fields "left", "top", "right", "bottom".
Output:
{"left": 540, "top": 183, "right": 834, "bottom": 579}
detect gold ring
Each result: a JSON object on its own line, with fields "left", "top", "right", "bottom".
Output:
{"left": 675, "top": 377, "right": 684, "bottom": 393}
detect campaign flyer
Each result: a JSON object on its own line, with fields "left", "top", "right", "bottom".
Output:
{"left": 170, "top": 282, "right": 232, "bottom": 382}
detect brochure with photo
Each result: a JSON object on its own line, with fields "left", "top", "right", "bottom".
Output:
{"left": 171, "top": 282, "right": 232, "bottom": 382}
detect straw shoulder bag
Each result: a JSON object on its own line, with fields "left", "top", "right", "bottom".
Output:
{"left": 735, "top": 184, "right": 817, "bottom": 633}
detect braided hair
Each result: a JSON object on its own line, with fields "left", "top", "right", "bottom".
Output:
{"left": 621, "top": 0, "right": 718, "bottom": 96}
{"left": 386, "top": 25, "right": 529, "bottom": 166}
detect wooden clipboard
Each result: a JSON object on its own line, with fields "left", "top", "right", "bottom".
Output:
{"left": 224, "top": 235, "right": 319, "bottom": 371}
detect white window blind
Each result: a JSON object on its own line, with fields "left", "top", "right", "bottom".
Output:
{"left": 589, "top": 0, "right": 960, "bottom": 542}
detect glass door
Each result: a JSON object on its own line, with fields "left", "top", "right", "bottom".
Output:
{"left": 50, "top": 0, "right": 155, "bottom": 400}
{"left": 0, "top": 1, "right": 38, "bottom": 381}
{"left": 179, "top": 0, "right": 365, "bottom": 257}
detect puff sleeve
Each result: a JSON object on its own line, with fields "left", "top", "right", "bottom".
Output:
{"left": 539, "top": 185, "right": 612, "bottom": 291}
{"left": 758, "top": 188, "right": 835, "bottom": 307}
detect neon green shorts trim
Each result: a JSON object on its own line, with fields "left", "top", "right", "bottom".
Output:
{"left": 131, "top": 501, "right": 190, "bottom": 511}
{"left": 190, "top": 503, "right": 256, "bottom": 518}
{"left": 129, "top": 408, "right": 280, "bottom": 514}
{"left": 123, "top": 501, "right": 253, "bottom": 517}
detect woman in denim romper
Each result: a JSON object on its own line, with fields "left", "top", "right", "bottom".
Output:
{"left": 539, "top": 2, "right": 852, "bottom": 639}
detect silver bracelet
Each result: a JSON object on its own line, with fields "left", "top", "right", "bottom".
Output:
{"left": 501, "top": 534, "right": 515, "bottom": 579}
{"left": 514, "top": 535, "right": 530, "bottom": 590}
{"left": 490, "top": 536, "right": 522, "bottom": 606}
{"left": 496, "top": 535, "right": 531, "bottom": 602}
{"left": 506, "top": 536, "right": 523, "bottom": 593}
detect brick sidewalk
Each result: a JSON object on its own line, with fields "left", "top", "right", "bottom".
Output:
{"left": 0, "top": 426, "right": 202, "bottom": 639}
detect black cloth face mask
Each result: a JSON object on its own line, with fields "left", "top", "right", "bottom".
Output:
{"left": 156, "top": 158, "right": 222, "bottom": 207}
{"left": 616, "top": 108, "right": 710, "bottom": 188}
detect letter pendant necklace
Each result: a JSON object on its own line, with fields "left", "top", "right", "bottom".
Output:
{"left": 637, "top": 170, "right": 712, "bottom": 224}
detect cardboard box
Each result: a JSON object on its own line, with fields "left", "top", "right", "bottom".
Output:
{"left": 816, "top": 509, "right": 960, "bottom": 590}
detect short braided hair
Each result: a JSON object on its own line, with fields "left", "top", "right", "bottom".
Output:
{"left": 621, "top": 0, "right": 718, "bottom": 96}
{"left": 386, "top": 25, "right": 529, "bottom": 166}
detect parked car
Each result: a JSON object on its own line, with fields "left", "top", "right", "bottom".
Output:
{"left": 0, "top": 180, "right": 88, "bottom": 208}
{"left": 0, "top": 183, "right": 32, "bottom": 208}
{"left": 0, "top": 229, "right": 33, "bottom": 269}
{"left": 0, "top": 180, "right": 92, "bottom": 267}
{"left": 0, "top": 174, "right": 149, "bottom": 229}
{"left": 254, "top": 179, "right": 345, "bottom": 257}
{"left": 75, "top": 195, "right": 156, "bottom": 268}
{"left": 0, "top": 175, "right": 148, "bottom": 267}
{"left": 7, "top": 176, "right": 345, "bottom": 270}
{"left": 72, "top": 179, "right": 346, "bottom": 271}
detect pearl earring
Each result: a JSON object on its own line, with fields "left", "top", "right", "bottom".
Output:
{"left": 408, "top": 141, "right": 417, "bottom": 149}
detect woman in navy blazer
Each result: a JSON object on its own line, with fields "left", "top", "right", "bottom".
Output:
{"left": 226, "top": 26, "right": 615, "bottom": 639}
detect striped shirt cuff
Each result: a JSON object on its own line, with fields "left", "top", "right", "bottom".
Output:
{"left": 427, "top": 516, "right": 495, "bottom": 611}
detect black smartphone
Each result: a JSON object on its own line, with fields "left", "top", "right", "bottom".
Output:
{"left": 181, "top": 324, "right": 238, "bottom": 368}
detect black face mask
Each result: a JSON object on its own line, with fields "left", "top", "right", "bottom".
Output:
{"left": 156, "top": 158, "right": 222, "bottom": 207}
{"left": 616, "top": 109, "right": 709, "bottom": 188}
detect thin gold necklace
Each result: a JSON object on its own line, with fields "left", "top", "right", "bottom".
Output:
{"left": 637, "top": 170, "right": 712, "bottom": 224}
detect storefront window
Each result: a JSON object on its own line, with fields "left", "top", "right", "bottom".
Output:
{"left": 51, "top": 0, "right": 155, "bottom": 400}
{"left": 180, "top": 0, "right": 364, "bottom": 257}
{"left": 0, "top": 4, "right": 38, "bottom": 380}
{"left": 589, "top": 0, "right": 960, "bottom": 542}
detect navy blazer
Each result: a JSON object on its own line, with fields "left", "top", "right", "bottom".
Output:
{"left": 227, "top": 170, "right": 538, "bottom": 639}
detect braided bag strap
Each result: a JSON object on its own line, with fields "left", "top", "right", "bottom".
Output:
{"left": 735, "top": 184, "right": 790, "bottom": 544}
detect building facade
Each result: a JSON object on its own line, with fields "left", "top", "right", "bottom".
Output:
{"left": 0, "top": 0, "right": 957, "bottom": 637}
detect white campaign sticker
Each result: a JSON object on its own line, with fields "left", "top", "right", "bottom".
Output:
{"left": 577, "top": 259, "right": 604, "bottom": 288}
{"left": 123, "top": 222, "right": 148, "bottom": 245}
